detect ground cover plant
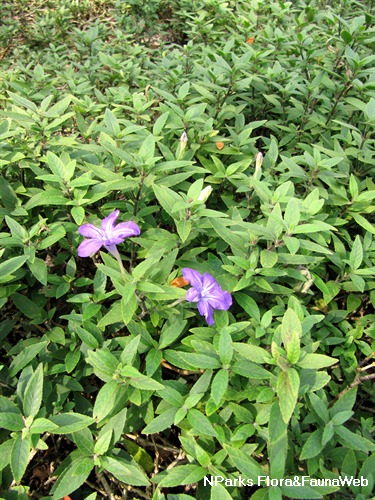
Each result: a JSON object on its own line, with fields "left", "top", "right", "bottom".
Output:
{"left": 0, "top": 0, "right": 375, "bottom": 498}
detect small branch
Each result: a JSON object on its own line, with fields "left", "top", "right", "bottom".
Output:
{"left": 125, "top": 434, "right": 180, "bottom": 453}
{"left": 123, "top": 485, "right": 150, "bottom": 499}
{"left": 97, "top": 470, "right": 116, "bottom": 500}
{"left": 359, "top": 350, "right": 375, "bottom": 367}
{"left": 161, "top": 360, "right": 203, "bottom": 376}
{"left": 329, "top": 372, "right": 375, "bottom": 406}
{"left": 360, "top": 362, "right": 375, "bottom": 373}
{"left": 84, "top": 478, "right": 107, "bottom": 496}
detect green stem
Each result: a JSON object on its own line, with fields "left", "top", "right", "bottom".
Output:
{"left": 113, "top": 249, "right": 127, "bottom": 278}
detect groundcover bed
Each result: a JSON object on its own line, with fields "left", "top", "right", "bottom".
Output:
{"left": 0, "top": 0, "right": 374, "bottom": 498}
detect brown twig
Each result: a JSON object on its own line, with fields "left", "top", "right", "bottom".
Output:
{"left": 97, "top": 470, "right": 116, "bottom": 500}
{"left": 329, "top": 372, "right": 375, "bottom": 407}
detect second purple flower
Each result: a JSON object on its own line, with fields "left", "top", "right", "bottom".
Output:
{"left": 182, "top": 268, "right": 232, "bottom": 326}
{"left": 78, "top": 210, "right": 140, "bottom": 258}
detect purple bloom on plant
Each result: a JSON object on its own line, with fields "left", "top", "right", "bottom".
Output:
{"left": 77, "top": 210, "right": 140, "bottom": 258}
{"left": 182, "top": 268, "right": 232, "bottom": 325}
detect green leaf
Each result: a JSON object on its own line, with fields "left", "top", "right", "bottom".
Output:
{"left": 25, "top": 188, "right": 68, "bottom": 209}
{"left": 101, "top": 408, "right": 127, "bottom": 444}
{"left": 280, "top": 485, "right": 323, "bottom": 499}
{"left": 37, "top": 224, "right": 66, "bottom": 250}
{"left": 121, "top": 289, "right": 138, "bottom": 325}
{"left": 30, "top": 418, "right": 58, "bottom": 434}
{"left": 309, "top": 393, "right": 329, "bottom": 424}
{"left": 232, "top": 360, "right": 272, "bottom": 379}
{"left": 49, "top": 413, "right": 95, "bottom": 434}
{"left": 210, "top": 483, "right": 233, "bottom": 500}
{"left": 94, "top": 429, "right": 113, "bottom": 455}
{"left": 284, "top": 198, "right": 300, "bottom": 230}
{"left": 72, "top": 428, "right": 95, "bottom": 455}
{"left": 5, "top": 216, "right": 28, "bottom": 240}
{"left": 11, "top": 433, "right": 31, "bottom": 483}
{"left": 210, "top": 218, "right": 247, "bottom": 251}
{"left": 139, "top": 134, "right": 156, "bottom": 164}
{"left": 166, "top": 351, "right": 221, "bottom": 370}
{"left": 341, "top": 30, "right": 352, "bottom": 44}
{"left": 187, "top": 408, "right": 217, "bottom": 437}
{"left": 0, "top": 440, "right": 13, "bottom": 471}
{"left": 27, "top": 257, "right": 48, "bottom": 285}
{"left": 234, "top": 293, "right": 260, "bottom": 323}
{"left": 153, "top": 464, "right": 207, "bottom": 487}
{"left": 45, "top": 95, "right": 72, "bottom": 117}
{"left": 159, "top": 320, "right": 187, "bottom": 350}
{"left": 233, "top": 343, "right": 272, "bottom": 364}
{"left": 225, "top": 445, "right": 264, "bottom": 480}
{"left": 269, "top": 401, "right": 287, "bottom": 478}
{"left": 153, "top": 183, "right": 183, "bottom": 216}
{"left": 86, "top": 349, "right": 119, "bottom": 382}
{"left": 218, "top": 329, "right": 233, "bottom": 365}
{"left": 211, "top": 369, "right": 229, "bottom": 405}
{"left": 11, "top": 292, "right": 44, "bottom": 320}
{"left": 8, "top": 341, "right": 48, "bottom": 377}
{"left": 284, "top": 236, "right": 300, "bottom": 255}
{"left": 176, "top": 219, "right": 192, "bottom": 242}
{"left": 104, "top": 108, "right": 120, "bottom": 136}
{"left": 260, "top": 249, "right": 278, "bottom": 268}
{"left": 292, "top": 222, "right": 336, "bottom": 234}
{"left": 277, "top": 368, "right": 300, "bottom": 423}
{"left": 93, "top": 381, "right": 129, "bottom": 422}
{"left": 281, "top": 309, "right": 301, "bottom": 365}
{"left": 8, "top": 91, "right": 38, "bottom": 112}
{"left": 0, "top": 412, "right": 24, "bottom": 431}
{"left": 330, "top": 388, "right": 357, "bottom": 417}
{"left": 349, "top": 235, "right": 363, "bottom": 271}
{"left": 350, "top": 212, "right": 375, "bottom": 235}
{"left": 50, "top": 456, "right": 94, "bottom": 499}
{"left": 98, "top": 300, "right": 123, "bottom": 328}
{"left": 72, "top": 324, "right": 100, "bottom": 349}
{"left": 330, "top": 411, "right": 354, "bottom": 426}
{"left": 23, "top": 363, "right": 44, "bottom": 418}
{"left": 65, "top": 349, "right": 80, "bottom": 373}
{"left": 120, "top": 366, "right": 165, "bottom": 390}
{"left": 101, "top": 455, "right": 150, "bottom": 486}
{"left": 0, "top": 256, "right": 28, "bottom": 283}
{"left": 300, "top": 429, "right": 324, "bottom": 460}
{"left": 143, "top": 407, "right": 177, "bottom": 434}
{"left": 298, "top": 353, "right": 337, "bottom": 369}
{"left": 335, "top": 426, "right": 375, "bottom": 452}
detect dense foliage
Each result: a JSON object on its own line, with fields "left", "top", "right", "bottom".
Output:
{"left": 0, "top": 0, "right": 374, "bottom": 498}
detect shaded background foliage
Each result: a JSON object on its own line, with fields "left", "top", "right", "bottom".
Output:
{"left": 0, "top": 0, "right": 375, "bottom": 499}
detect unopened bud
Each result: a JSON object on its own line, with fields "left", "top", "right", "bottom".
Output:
{"left": 177, "top": 131, "right": 188, "bottom": 160}
{"left": 180, "top": 131, "right": 188, "bottom": 147}
{"left": 255, "top": 151, "right": 263, "bottom": 172}
{"left": 197, "top": 185, "right": 213, "bottom": 203}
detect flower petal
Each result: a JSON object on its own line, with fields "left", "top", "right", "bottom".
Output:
{"left": 78, "top": 238, "right": 103, "bottom": 257}
{"left": 78, "top": 224, "right": 103, "bottom": 239}
{"left": 182, "top": 268, "right": 204, "bottom": 290}
{"left": 206, "top": 289, "right": 232, "bottom": 310}
{"left": 186, "top": 288, "right": 200, "bottom": 303}
{"left": 112, "top": 221, "right": 141, "bottom": 239}
{"left": 101, "top": 210, "right": 120, "bottom": 233}
{"left": 198, "top": 299, "right": 215, "bottom": 325}
{"left": 202, "top": 272, "right": 220, "bottom": 291}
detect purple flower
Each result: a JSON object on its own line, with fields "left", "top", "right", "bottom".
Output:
{"left": 182, "top": 268, "right": 232, "bottom": 325}
{"left": 78, "top": 210, "right": 140, "bottom": 258}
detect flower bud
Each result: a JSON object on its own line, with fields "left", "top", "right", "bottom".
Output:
{"left": 176, "top": 131, "right": 188, "bottom": 160}
{"left": 180, "top": 131, "right": 188, "bottom": 148}
{"left": 255, "top": 151, "right": 263, "bottom": 172}
{"left": 197, "top": 185, "right": 213, "bottom": 203}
